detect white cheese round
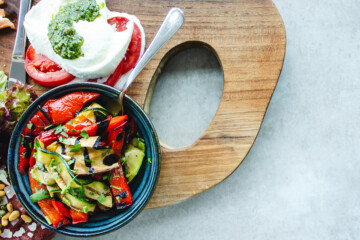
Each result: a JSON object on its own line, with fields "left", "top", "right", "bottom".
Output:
{"left": 24, "top": 0, "right": 134, "bottom": 79}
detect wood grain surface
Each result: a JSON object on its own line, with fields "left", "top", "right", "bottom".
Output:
{"left": 0, "top": 0, "right": 285, "bottom": 209}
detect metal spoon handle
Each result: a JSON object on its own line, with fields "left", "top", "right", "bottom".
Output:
{"left": 120, "top": 7, "right": 185, "bottom": 94}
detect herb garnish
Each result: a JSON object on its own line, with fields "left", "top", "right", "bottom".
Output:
{"left": 44, "top": 124, "right": 53, "bottom": 130}
{"left": 98, "top": 193, "right": 106, "bottom": 203}
{"left": 80, "top": 130, "right": 89, "bottom": 139}
{"left": 70, "top": 144, "right": 82, "bottom": 152}
{"left": 61, "top": 131, "right": 69, "bottom": 137}
{"left": 110, "top": 185, "right": 122, "bottom": 191}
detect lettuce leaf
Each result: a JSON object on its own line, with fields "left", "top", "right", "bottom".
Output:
{"left": 0, "top": 73, "right": 37, "bottom": 163}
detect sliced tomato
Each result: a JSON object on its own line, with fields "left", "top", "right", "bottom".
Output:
{"left": 105, "top": 17, "right": 142, "bottom": 87}
{"left": 25, "top": 45, "right": 75, "bottom": 87}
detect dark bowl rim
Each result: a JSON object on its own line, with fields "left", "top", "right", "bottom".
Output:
{"left": 7, "top": 82, "right": 161, "bottom": 237}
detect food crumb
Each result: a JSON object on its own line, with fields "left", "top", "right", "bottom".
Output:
{"left": 28, "top": 222, "right": 37, "bottom": 231}
{"left": 0, "top": 228, "right": 12, "bottom": 238}
{"left": 10, "top": 218, "right": 19, "bottom": 226}
{"left": 4, "top": 186, "right": 15, "bottom": 199}
{"left": 13, "top": 227, "right": 25, "bottom": 237}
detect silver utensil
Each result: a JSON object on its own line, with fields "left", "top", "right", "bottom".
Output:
{"left": 9, "top": 0, "right": 32, "bottom": 87}
{"left": 118, "top": 7, "right": 185, "bottom": 113}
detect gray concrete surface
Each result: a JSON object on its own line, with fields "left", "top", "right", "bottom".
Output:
{"left": 55, "top": 0, "right": 360, "bottom": 239}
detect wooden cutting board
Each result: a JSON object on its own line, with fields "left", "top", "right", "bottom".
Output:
{"left": 0, "top": 0, "right": 285, "bottom": 209}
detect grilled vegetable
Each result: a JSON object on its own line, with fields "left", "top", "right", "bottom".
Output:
{"left": 52, "top": 200, "right": 71, "bottom": 218}
{"left": 109, "top": 165, "right": 132, "bottom": 209}
{"left": 84, "top": 181, "right": 112, "bottom": 208}
{"left": 47, "top": 92, "right": 100, "bottom": 125}
{"left": 30, "top": 167, "right": 56, "bottom": 185}
{"left": 29, "top": 171, "right": 70, "bottom": 228}
{"left": 69, "top": 209, "right": 88, "bottom": 224}
{"left": 20, "top": 91, "right": 146, "bottom": 227}
{"left": 57, "top": 192, "right": 96, "bottom": 213}
{"left": 123, "top": 137, "right": 146, "bottom": 183}
{"left": 47, "top": 185, "right": 62, "bottom": 197}
{"left": 47, "top": 138, "right": 119, "bottom": 175}
{"left": 30, "top": 189, "right": 50, "bottom": 202}
{"left": 76, "top": 102, "right": 111, "bottom": 123}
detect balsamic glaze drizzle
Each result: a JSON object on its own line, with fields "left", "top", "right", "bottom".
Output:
{"left": 96, "top": 119, "right": 109, "bottom": 135}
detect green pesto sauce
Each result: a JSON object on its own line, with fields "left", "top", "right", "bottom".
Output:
{"left": 48, "top": 0, "right": 100, "bottom": 60}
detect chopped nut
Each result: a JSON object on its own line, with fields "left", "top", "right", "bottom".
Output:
{"left": 0, "top": 9, "right": 4, "bottom": 17}
{"left": 1, "top": 218, "right": 8, "bottom": 227}
{"left": 0, "top": 17, "right": 15, "bottom": 30}
{"left": 2, "top": 212, "right": 10, "bottom": 220}
{"left": 6, "top": 203, "right": 13, "bottom": 213}
{"left": 21, "top": 214, "right": 32, "bottom": 223}
{"left": 9, "top": 210, "right": 20, "bottom": 222}
{"left": 0, "top": 191, "right": 5, "bottom": 197}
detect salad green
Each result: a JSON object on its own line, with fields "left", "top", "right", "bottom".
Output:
{"left": 0, "top": 71, "right": 37, "bottom": 162}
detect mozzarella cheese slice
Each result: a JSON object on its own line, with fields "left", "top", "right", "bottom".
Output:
{"left": 24, "top": 0, "right": 134, "bottom": 79}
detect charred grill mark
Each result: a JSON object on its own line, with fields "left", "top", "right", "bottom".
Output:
{"left": 124, "top": 125, "right": 131, "bottom": 144}
{"left": 115, "top": 191, "right": 128, "bottom": 199}
{"left": 113, "top": 121, "right": 127, "bottom": 132}
{"left": 116, "top": 133, "right": 123, "bottom": 141}
{"left": 84, "top": 147, "right": 91, "bottom": 168}
{"left": 92, "top": 136, "right": 101, "bottom": 149}
{"left": 59, "top": 142, "right": 66, "bottom": 155}
{"left": 23, "top": 133, "right": 34, "bottom": 158}
{"left": 69, "top": 157, "right": 76, "bottom": 169}
{"left": 75, "top": 137, "right": 82, "bottom": 145}
{"left": 37, "top": 105, "right": 52, "bottom": 123}
{"left": 103, "top": 154, "right": 119, "bottom": 166}
{"left": 96, "top": 119, "right": 109, "bottom": 135}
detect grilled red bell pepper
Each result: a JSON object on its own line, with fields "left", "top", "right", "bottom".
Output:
{"left": 64, "top": 115, "right": 93, "bottom": 133}
{"left": 107, "top": 115, "right": 128, "bottom": 155}
{"left": 110, "top": 165, "right": 133, "bottom": 209}
{"left": 108, "top": 131, "right": 125, "bottom": 156}
{"left": 52, "top": 200, "right": 71, "bottom": 218}
{"left": 127, "top": 118, "right": 138, "bottom": 138}
{"left": 37, "top": 129, "right": 58, "bottom": 147}
{"left": 47, "top": 92, "right": 100, "bottom": 125}
{"left": 65, "top": 115, "right": 107, "bottom": 136}
{"left": 18, "top": 145, "right": 29, "bottom": 174}
{"left": 22, "top": 102, "right": 52, "bottom": 136}
{"left": 65, "top": 115, "right": 128, "bottom": 137}
{"left": 29, "top": 171, "right": 70, "bottom": 228}
{"left": 69, "top": 209, "right": 88, "bottom": 224}
{"left": 107, "top": 115, "right": 128, "bottom": 133}
{"left": 29, "top": 147, "right": 37, "bottom": 168}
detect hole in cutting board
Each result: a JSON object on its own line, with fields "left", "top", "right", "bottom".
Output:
{"left": 145, "top": 42, "right": 224, "bottom": 149}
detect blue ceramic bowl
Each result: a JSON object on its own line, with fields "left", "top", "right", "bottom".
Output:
{"left": 8, "top": 83, "right": 160, "bottom": 237}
